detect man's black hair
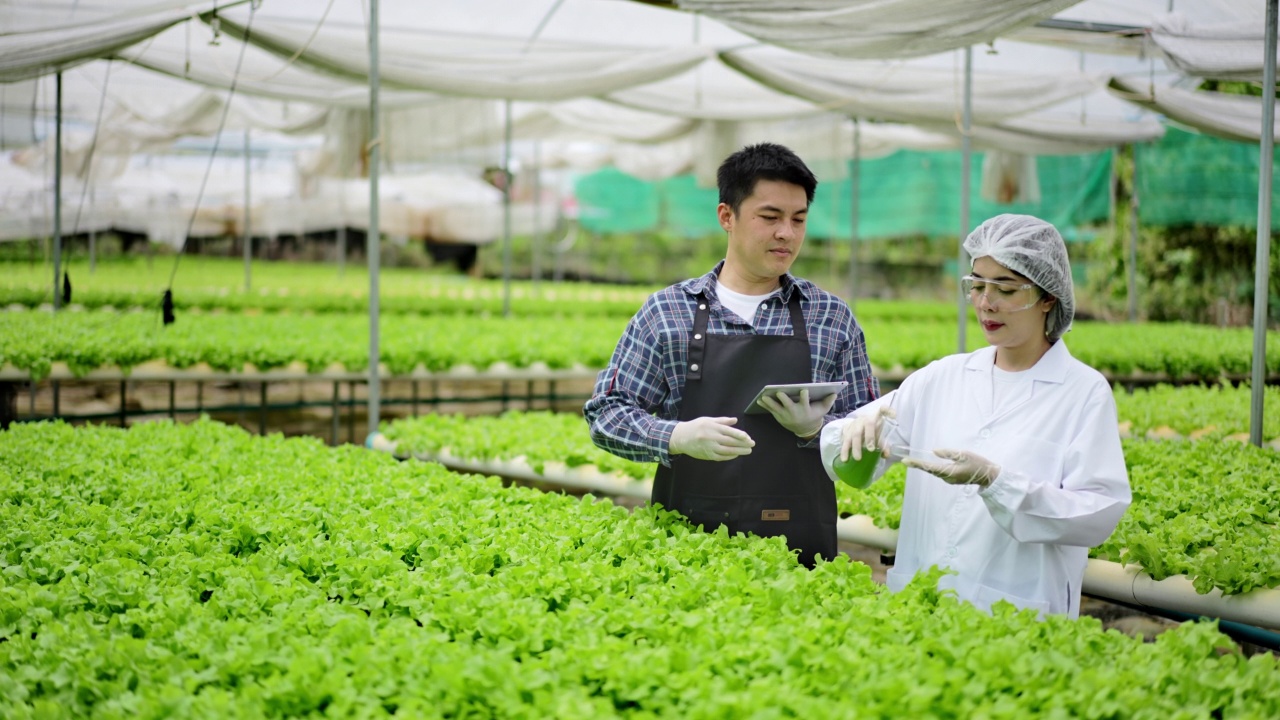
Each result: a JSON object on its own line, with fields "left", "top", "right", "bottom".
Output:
{"left": 716, "top": 142, "right": 818, "bottom": 214}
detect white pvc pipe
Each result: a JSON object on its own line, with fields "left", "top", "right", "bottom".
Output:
{"left": 1085, "top": 559, "right": 1280, "bottom": 631}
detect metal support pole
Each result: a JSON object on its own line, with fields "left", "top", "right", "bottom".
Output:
{"left": 244, "top": 128, "right": 252, "bottom": 291}
{"left": 532, "top": 142, "right": 543, "bottom": 286}
{"left": 502, "top": 99, "right": 514, "bottom": 317}
{"left": 958, "top": 47, "right": 972, "bottom": 353}
{"left": 367, "top": 0, "right": 382, "bottom": 438}
{"left": 338, "top": 225, "right": 347, "bottom": 276}
{"left": 53, "top": 72, "right": 63, "bottom": 312}
{"left": 1128, "top": 150, "right": 1140, "bottom": 323}
{"left": 347, "top": 381, "right": 356, "bottom": 444}
{"left": 848, "top": 118, "right": 861, "bottom": 308}
{"left": 1251, "top": 0, "right": 1278, "bottom": 447}
{"left": 331, "top": 381, "right": 340, "bottom": 446}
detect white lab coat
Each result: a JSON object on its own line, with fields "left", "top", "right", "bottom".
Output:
{"left": 821, "top": 341, "right": 1130, "bottom": 618}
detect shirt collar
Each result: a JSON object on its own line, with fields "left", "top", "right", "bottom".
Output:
{"left": 681, "top": 260, "right": 803, "bottom": 303}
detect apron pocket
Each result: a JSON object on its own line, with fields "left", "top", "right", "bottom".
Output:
{"left": 676, "top": 493, "right": 736, "bottom": 533}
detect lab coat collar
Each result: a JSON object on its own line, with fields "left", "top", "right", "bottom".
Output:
{"left": 963, "top": 341, "right": 1072, "bottom": 420}
{"left": 963, "top": 339, "right": 1072, "bottom": 385}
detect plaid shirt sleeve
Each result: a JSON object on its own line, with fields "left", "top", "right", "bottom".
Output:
{"left": 797, "top": 282, "right": 879, "bottom": 447}
{"left": 583, "top": 290, "right": 684, "bottom": 466}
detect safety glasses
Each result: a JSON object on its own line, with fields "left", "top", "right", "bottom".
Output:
{"left": 961, "top": 275, "right": 1041, "bottom": 312}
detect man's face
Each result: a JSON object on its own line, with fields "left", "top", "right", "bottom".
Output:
{"left": 719, "top": 179, "right": 809, "bottom": 284}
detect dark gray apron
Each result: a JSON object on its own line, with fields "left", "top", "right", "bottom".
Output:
{"left": 652, "top": 290, "right": 837, "bottom": 567}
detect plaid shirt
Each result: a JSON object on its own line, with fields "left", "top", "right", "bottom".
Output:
{"left": 584, "top": 262, "right": 878, "bottom": 466}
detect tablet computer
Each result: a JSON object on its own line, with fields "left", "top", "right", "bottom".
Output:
{"left": 743, "top": 381, "right": 848, "bottom": 415}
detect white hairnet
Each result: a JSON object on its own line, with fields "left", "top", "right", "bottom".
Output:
{"left": 963, "top": 214, "right": 1074, "bottom": 342}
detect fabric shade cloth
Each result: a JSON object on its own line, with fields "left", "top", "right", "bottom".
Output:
{"left": 673, "top": 0, "right": 1081, "bottom": 59}
{"left": 1107, "top": 76, "right": 1279, "bottom": 144}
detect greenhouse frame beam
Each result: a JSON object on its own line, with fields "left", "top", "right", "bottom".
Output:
{"left": 367, "top": 0, "right": 382, "bottom": 437}
{"left": 1251, "top": 0, "right": 1277, "bottom": 447}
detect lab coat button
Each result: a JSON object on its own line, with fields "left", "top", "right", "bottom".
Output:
{"left": 979, "top": 429, "right": 991, "bottom": 439}
{"left": 945, "top": 547, "right": 958, "bottom": 559}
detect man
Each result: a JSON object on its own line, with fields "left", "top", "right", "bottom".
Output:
{"left": 583, "top": 143, "right": 878, "bottom": 567}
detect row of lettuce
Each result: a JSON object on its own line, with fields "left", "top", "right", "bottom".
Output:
{"left": 2, "top": 257, "right": 957, "bottom": 320}
{"left": 379, "top": 404, "right": 1280, "bottom": 597}
{"left": 4, "top": 310, "right": 1278, "bottom": 381}
{"left": 2, "top": 419, "right": 1278, "bottom": 717}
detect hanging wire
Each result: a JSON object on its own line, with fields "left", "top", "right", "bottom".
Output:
{"left": 163, "top": 4, "right": 259, "bottom": 325}
{"left": 70, "top": 61, "right": 113, "bottom": 245}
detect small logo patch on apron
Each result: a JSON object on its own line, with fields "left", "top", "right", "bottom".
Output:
{"left": 761, "top": 509, "right": 791, "bottom": 521}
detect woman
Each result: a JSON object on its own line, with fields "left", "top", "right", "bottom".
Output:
{"left": 821, "top": 214, "right": 1130, "bottom": 617}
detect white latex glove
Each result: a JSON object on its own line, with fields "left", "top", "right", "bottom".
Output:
{"left": 757, "top": 388, "right": 839, "bottom": 439}
{"left": 839, "top": 405, "right": 897, "bottom": 462}
{"left": 902, "top": 448, "right": 1001, "bottom": 488}
{"left": 669, "top": 417, "right": 755, "bottom": 461}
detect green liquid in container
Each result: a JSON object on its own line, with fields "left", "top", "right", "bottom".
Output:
{"left": 832, "top": 451, "right": 879, "bottom": 489}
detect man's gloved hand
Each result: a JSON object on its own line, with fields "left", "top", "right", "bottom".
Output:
{"left": 669, "top": 416, "right": 755, "bottom": 461}
{"left": 758, "top": 389, "right": 838, "bottom": 439}
{"left": 902, "top": 449, "right": 1000, "bottom": 488}
{"left": 839, "top": 405, "right": 896, "bottom": 462}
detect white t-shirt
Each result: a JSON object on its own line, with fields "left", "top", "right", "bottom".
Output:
{"left": 715, "top": 282, "right": 774, "bottom": 328}
{"left": 991, "top": 364, "right": 1033, "bottom": 415}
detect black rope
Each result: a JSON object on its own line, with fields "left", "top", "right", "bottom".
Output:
{"left": 162, "top": 2, "right": 257, "bottom": 325}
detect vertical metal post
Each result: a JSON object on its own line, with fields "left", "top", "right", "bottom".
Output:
{"left": 244, "top": 128, "right": 252, "bottom": 291}
{"left": 337, "top": 225, "right": 347, "bottom": 275}
{"left": 89, "top": 192, "right": 97, "bottom": 274}
{"left": 53, "top": 72, "right": 63, "bottom": 311}
{"left": 532, "top": 142, "right": 542, "bottom": 286}
{"left": 1128, "top": 150, "right": 1139, "bottom": 323}
{"left": 848, "top": 118, "right": 861, "bottom": 308}
{"left": 347, "top": 380, "right": 356, "bottom": 444}
{"left": 958, "top": 47, "right": 972, "bottom": 353}
{"left": 1251, "top": 0, "right": 1278, "bottom": 447}
{"left": 331, "top": 381, "right": 340, "bottom": 446}
{"left": 367, "top": 0, "right": 382, "bottom": 438}
{"left": 502, "top": 99, "right": 514, "bottom": 317}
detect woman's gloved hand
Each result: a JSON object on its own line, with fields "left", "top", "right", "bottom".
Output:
{"left": 903, "top": 448, "right": 1001, "bottom": 488}
{"left": 839, "top": 405, "right": 896, "bottom": 462}
{"left": 758, "top": 389, "right": 838, "bottom": 439}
